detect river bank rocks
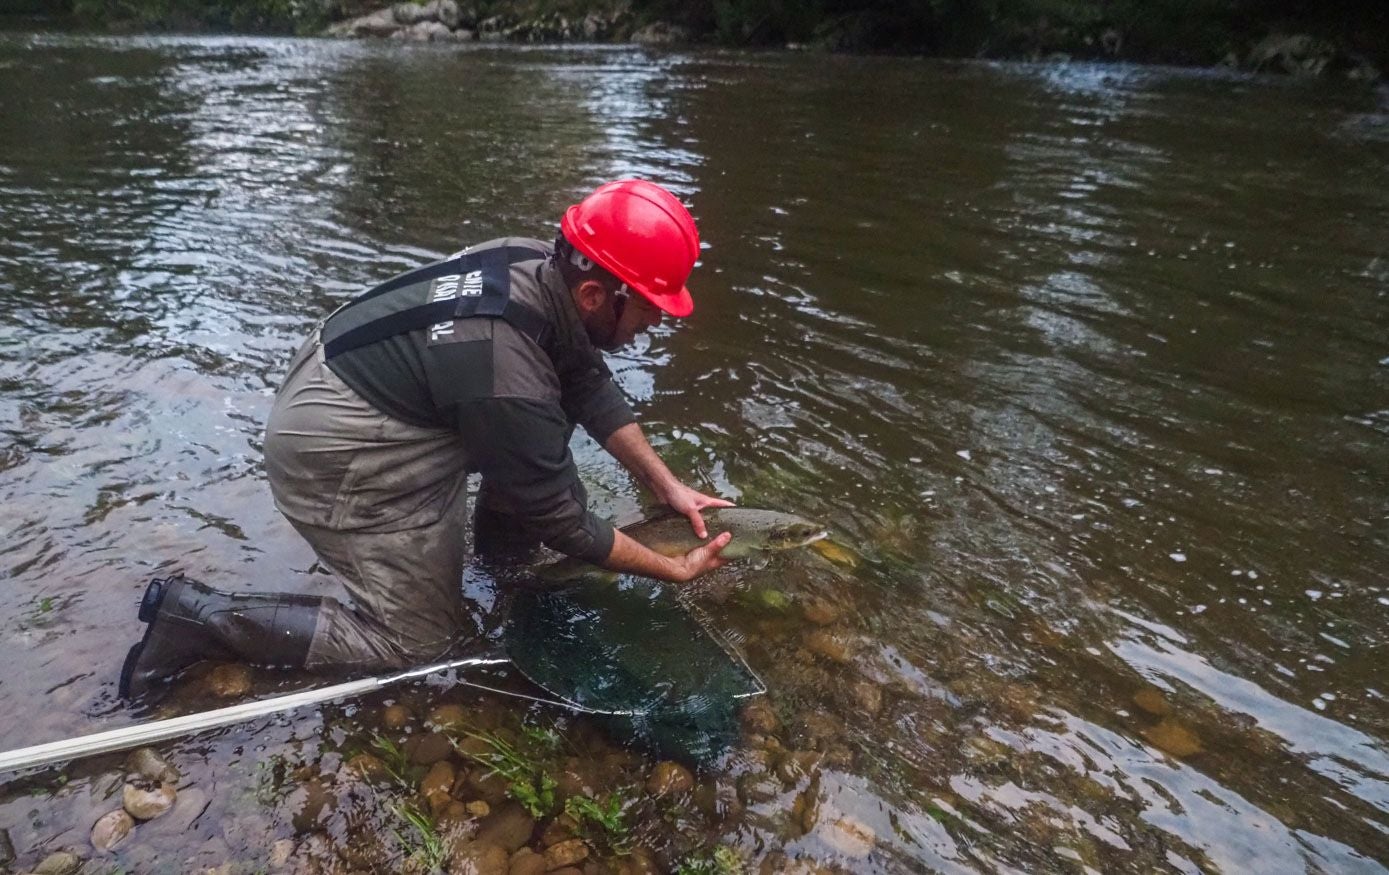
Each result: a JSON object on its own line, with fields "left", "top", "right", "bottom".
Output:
{"left": 325, "top": 0, "right": 645, "bottom": 44}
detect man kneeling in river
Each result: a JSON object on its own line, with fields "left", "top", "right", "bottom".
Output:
{"left": 120, "top": 180, "right": 733, "bottom": 698}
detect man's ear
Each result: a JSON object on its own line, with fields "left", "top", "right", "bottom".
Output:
{"left": 573, "top": 278, "right": 609, "bottom": 315}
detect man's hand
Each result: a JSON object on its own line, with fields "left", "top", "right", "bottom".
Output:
{"left": 603, "top": 529, "right": 732, "bottom": 583}
{"left": 603, "top": 423, "right": 734, "bottom": 538}
{"left": 660, "top": 482, "right": 735, "bottom": 539}
{"left": 671, "top": 530, "right": 733, "bottom": 581}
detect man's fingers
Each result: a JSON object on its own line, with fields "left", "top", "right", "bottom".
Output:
{"left": 688, "top": 508, "right": 708, "bottom": 539}
{"left": 705, "top": 496, "right": 736, "bottom": 509}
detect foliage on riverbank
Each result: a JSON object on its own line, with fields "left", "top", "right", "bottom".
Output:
{"left": 7, "top": 0, "right": 1386, "bottom": 73}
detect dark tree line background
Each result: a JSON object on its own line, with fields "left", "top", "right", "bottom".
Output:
{"left": 3, "top": 0, "right": 1386, "bottom": 68}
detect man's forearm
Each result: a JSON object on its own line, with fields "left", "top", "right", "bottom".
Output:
{"left": 603, "top": 422, "right": 680, "bottom": 500}
{"left": 600, "top": 529, "right": 681, "bottom": 580}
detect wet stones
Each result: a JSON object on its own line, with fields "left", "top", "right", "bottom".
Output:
{"left": 123, "top": 779, "right": 177, "bottom": 820}
{"left": 268, "top": 838, "right": 296, "bottom": 869}
{"left": 343, "top": 752, "right": 390, "bottom": 783}
{"left": 846, "top": 680, "right": 882, "bottom": 717}
{"left": 205, "top": 663, "right": 253, "bottom": 698}
{"left": 381, "top": 703, "right": 413, "bottom": 730}
{"left": 32, "top": 850, "right": 81, "bottom": 874}
{"left": 91, "top": 808, "right": 135, "bottom": 852}
{"left": 740, "top": 699, "right": 781, "bottom": 736}
{"left": 800, "top": 596, "right": 842, "bottom": 626}
{"left": 543, "top": 838, "right": 589, "bottom": 870}
{"left": 736, "top": 772, "right": 782, "bottom": 805}
{"left": 1132, "top": 686, "right": 1171, "bottom": 717}
{"left": 428, "top": 703, "right": 469, "bottom": 731}
{"left": 449, "top": 840, "right": 509, "bottom": 874}
{"left": 814, "top": 815, "right": 875, "bottom": 858}
{"left": 474, "top": 802, "right": 535, "bottom": 853}
{"left": 645, "top": 761, "right": 693, "bottom": 797}
{"left": 1141, "top": 719, "right": 1204, "bottom": 758}
{"left": 127, "top": 746, "right": 180, "bottom": 784}
{"left": 508, "top": 847, "right": 546, "bottom": 875}
{"left": 407, "top": 730, "right": 455, "bottom": 766}
{"left": 802, "top": 630, "right": 852, "bottom": 664}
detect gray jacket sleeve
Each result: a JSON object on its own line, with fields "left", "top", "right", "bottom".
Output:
{"left": 557, "top": 351, "right": 636, "bottom": 445}
{"left": 455, "top": 396, "right": 615, "bottom": 563}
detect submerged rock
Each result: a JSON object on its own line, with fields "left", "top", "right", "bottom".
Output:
{"left": 1132, "top": 687, "right": 1171, "bottom": 717}
{"left": 815, "top": 815, "right": 875, "bottom": 858}
{"left": 407, "top": 730, "right": 454, "bottom": 765}
{"left": 448, "top": 839, "right": 508, "bottom": 875}
{"left": 123, "top": 780, "right": 177, "bottom": 820}
{"left": 508, "top": 847, "right": 546, "bottom": 875}
{"left": 126, "top": 747, "right": 180, "bottom": 784}
{"left": 90, "top": 818, "right": 134, "bottom": 862}
{"left": 381, "top": 703, "right": 413, "bottom": 729}
{"left": 543, "top": 838, "right": 589, "bottom": 870}
{"left": 342, "top": 752, "right": 390, "bottom": 783}
{"left": 646, "top": 761, "right": 693, "bottom": 797}
{"left": 33, "top": 851, "right": 82, "bottom": 875}
{"left": 800, "top": 596, "right": 842, "bottom": 626}
{"left": 740, "top": 698, "right": 781, "bottom": 736}
{"left": 428, "top": 703, "right": 469, "bottom": 730}
{"left": 268, "top": 838, "right": 295, "bottom": 869}
{"left": 803, "top": 630, "right": 852, "bottom": 663}
{"left": 1142, "top": 719, "right": 1204, "bottom": 758}
{"left": 205, "top": 663, "right": 253, "bottom": 698}
{"left": 474, "top": 802, "right": 534, "bottom": 853}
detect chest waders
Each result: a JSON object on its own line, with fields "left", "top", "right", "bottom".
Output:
{"left": 119, "top": 248, "right": 553, "bottom": 703}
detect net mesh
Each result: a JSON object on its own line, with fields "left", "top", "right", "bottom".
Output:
{"left": 503, "top": 577, "right": 765, "bottom": 763}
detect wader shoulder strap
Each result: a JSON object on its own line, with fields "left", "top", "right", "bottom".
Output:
{"left": 324, "top": 245, "right": 551, "bottom": 359}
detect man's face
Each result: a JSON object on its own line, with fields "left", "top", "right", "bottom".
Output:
{"left": 583, "top": 284, "right": 665, "bottom": 351}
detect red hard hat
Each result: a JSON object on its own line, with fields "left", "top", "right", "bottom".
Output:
{"left": 560, "top": 179, "right": 700, "bottom": 318}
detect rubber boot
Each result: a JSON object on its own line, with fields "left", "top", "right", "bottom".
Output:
{"left": 118, "top": 574, "right": 322, "bottom": 700}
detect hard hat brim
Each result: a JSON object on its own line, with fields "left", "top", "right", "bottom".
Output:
{"left": 652, "top": 285, "right": 694, "bottom": 318}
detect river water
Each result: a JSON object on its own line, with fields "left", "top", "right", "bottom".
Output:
{"left": 1, "top": 31, "right": 1387, "bottom": 875}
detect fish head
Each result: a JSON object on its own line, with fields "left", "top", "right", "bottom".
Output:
{"left": 762, "top": 519, "right": 830, "bottom": 551}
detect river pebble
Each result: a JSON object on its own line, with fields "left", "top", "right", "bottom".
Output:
{"left": 543, "top": 838, "right": 589, "bottom": 870}
{"left": 508, "top": 847, "right": 546, "bottom": 875}
{"left": 847, "top": 680, "right": 883, "bottom": 716}
{"left": 33, "top": 851, "right": 82, "bottom": 875}
{"left": 381, "top": 703, "right": 413, "bottom": 729}
{"left": 268, "top": 838, "right": 295, "bottom": 869}
{"left": 474, "top": 802, "right": 535, "bottom": 853}
{"left": 803, "top": 629, "right": 852, "bottom": 663}
{"left": 428, "top": 703, "right": 469, "bottom": 730}
{"left": 422, "top": 759, "right": 457, "bottom": 795}
{"left": 126, "top": 747, "right": 180, "bottom": 783}
{"left": 205, "top": 663, "right": 253, "bottom": 697}
{"left": 740, "top": 699, "right": 781, "bottom": 736}
{"left": 91, "top": 809, "right": 135, "bottom": 852}
{"left": 1133, "top": 687, "right": 1172, "bottom": 717}
{"left": 407, "top": 730, "right": 454, "bottom": 765}
{"left": 342, "top": 752, "right": 389, "bottom": 783}
{"left": 449, "top": 840, "right": 508, "bottom": 875}
{"left": 646, "top": 761, "right": 693, "bottom": 797}
{"left": 816, "top": 815, "right": 876, "bottom": 857}
{"left": 123, "top": 780, "right": 177, "bottom": 820}
{"left": 800, "top": 596, "right": 842, "bottom": 626}
{"left": 1142, "top": 719, "right": 1204, "bottom": 758}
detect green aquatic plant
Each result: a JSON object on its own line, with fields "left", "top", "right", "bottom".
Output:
{"left": 565, "top": 791, "right": 633, "bottom": 855}
{"left": 453, "top": 728, "right": 557, "bottom": 818}
{"left": 370, "top": 732, "right": 420, "bottom": 787}
{"left": 675, "top": 845, "right": 745, "bottom": 875}
{"left": 391, "top": 801, "right": 447, "bottom": 872}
